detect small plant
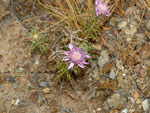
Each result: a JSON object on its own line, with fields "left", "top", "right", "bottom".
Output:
{"left": 56, "top": 43, "right": 91, "bottom": 83}
{"left": 26, "top": 26, "right": 49, "bottom": 54}
{"left": 81, "top": 17, "right": 100, "bottom": 40}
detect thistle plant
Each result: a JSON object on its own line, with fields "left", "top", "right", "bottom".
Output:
{"left": 62, "top": 44, "right": 90, "bottom": 69}
{"left": 95, "top": 0, "right": 110, "bottom": 16}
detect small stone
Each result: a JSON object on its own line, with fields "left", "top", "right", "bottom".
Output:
{"left": 42, "top": 87, "right": 50, "bottom": 94}
{"left": 109, "top": 109, "right": 118, "bottom": 113}
{"left": 15, "top": 67, "right": 24, "bottom": 73}
{"left": 122, "top": 73, "right": 126, "bottom": 76}
{"left": 146, "top": 20, "right": 150, "bottom": 31}
{"left": 15, "top": 99, "right": 20, "bottom": 105}
{"left": 11, "top": 99, "right": 16, "bottom": 105}
{"left": 13, "top": 83, "right": 18, "bottom": 89}
{"left": 40, "top": 81, "right": 47, "bottom": 87}
{"left": 109, "top": 69, "right": 115, "bottom": 79}
{"left": 98, "top": 51, "right": 109, "bottom": 68}
{"left": 50, "top": 106, "right": 57, "bottom": 113}
{"left": 107, "top": 93, "right": 124, "bottom": 109}
{"left": 142, "top": 99, "right": 149, "bottom": 111}
{"left": 93, "top": 44, "right": 101, "bottom": 51}
{"left": 121, "top": 109, "right": 128, "bottom": 113}
{"left": 103, "top": 63, "right": 111, "bottom": 73}
{"left": 35, "top": 60, "right": 40, "bottom": 65}
{"left": 4, "top": 50, "right": 8, "bottom": 54}
{"left": 118, "top": 21, "right": 127, "bottom": 30}
{"left": 96, "top": 108, "right": 102, "bottom": 112}
{"left": 92, "top": 110, "right": 96, "bottom": 113}
{"left": 8, "top": 76, "right": 15, "bottom": 83}
{"left": 124, "top": 27, "right": 137, "bottom": 35}
{"left": 116, "top": 60, "right": 124, "bottom": 70}
{"left": 129, "top": 97, "right": 135, "bottom": 103}
{"left": 130, "top": 24, "right": 134, "bottom": 28}
{"left": 92, "top": 68, "right": 99, "bottom": 80}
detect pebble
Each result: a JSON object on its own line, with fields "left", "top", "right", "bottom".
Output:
{"left": 121, "top": 109, "right": 128, "bottom": 113}
{"left": 107, "top": 93, "right": 124, "bottom": 109}
{"left": 40, "top": 81, "right": 47, "bottom": 87}
{"left": 98, "top": 51, "right": 109, "bottom": 68}
{"left": 142, "top": 99, "right": 149, "bottom": 111}
{"left": 146, "top": 20, "right": 150, "bottom": 31}
{"left": 124, "top": 27, "right": 137, "bottom": 35}
{"left": 8, "top": 76, "right": 15, "bottom": 83}
{"left": 129, "top": 97, "right": 135, "bottom": 103}
{"left": 109, "top": 69, "right": 115, "bottom": 79}
{"left": 116, "top": 60, "right": 124, "bottom": 70}
{"left": 15, "top": 99, "right": 20, "bottom": 105}
{"left": 50, "top": 106, "right": 57, "bottom": 113}
{"left": 4, "top": 50, "right": 8, "bottom": 54}
{"left": 118, "top": 21, "right": 127, "bottom": 30}
{"left": 92, "top": 67, "right": 99, "bottom": 80}
{"left": 13, "top": 83, "right": 18, "bottom": 89}
{"left": 92, "top": 110, "right": 96, "bottom": 113}
{"left": 15, "top": 67, "right": 24, "bottom": 73}
{"left": 35, "top": 60, "right": 40, "bottom": 65}
{"left": 96, "top": 108, "right": 102, "bottom": 112}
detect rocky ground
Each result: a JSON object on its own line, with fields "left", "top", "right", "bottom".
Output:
{"left": 0, "top": 0, "right": 150, "bottom": 113}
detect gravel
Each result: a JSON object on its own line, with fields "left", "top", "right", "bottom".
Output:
{"left": 142, "top": 99, "right": 149, "bottom": 111}
{"left": 98, "top": 51, "right": 109, "bottom": 68}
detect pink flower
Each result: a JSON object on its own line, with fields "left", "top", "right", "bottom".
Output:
{"left": 95, "top": 0, "right": 110, "bottom": 16}
{"left": 62, "top": 44, "right": 90, "bottom": 69}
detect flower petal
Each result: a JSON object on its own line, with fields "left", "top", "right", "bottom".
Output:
{"left": 68, "top": 43, "right": 74, "bottom": 49}
{"left": 85, "top": 55, "right": 91, "bottom": 58}
{"left": 68, "top": 62, "right": 74, "bottom": 69}
{"left": 83, "top": 61, "right": 89, "bottom": 64}
{"left": 62, "top": 57, "right": 69, "bottom": 61}
{"left": 63, "top": 51, "right": 69, "bottom": 55}
{"left": 78, "top": 63, "right": 85, "bottom": 68}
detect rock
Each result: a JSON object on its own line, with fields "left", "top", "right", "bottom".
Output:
{"left": 146, "top": 20, "right": 150, "bottom": 31}
{"left": 92, "top": 68, "right": 99, "bottom": 80}
{"left": 103, "top": 63, "right": 111, "bottom": 73}
{"left": 92, "top": 110, "right": 96, "bottom": 113}
{"left": 15, "top": 99, "right": 20, "bottom": 105}
{"left": 8, "top": 76, "right": 15, "bottom": 83}
{"left": 15, "top": 67, "right": 24, "bottom": 73}
{"left": 96, "top": 108, "right": 102, "bottom": 112}
{"left": 13, "top": 83, "right": 18, "bottom": 89}
{"left": 118, "top": 21, "right": 127, "bottom": 30}
{"left": 42, "top": 87, "right": 50, "bottom": 94}
{"left": 116, "top": 60, "right": 124, "bottom": 70}
{"left": 40, "top": 81, "right": 47, "bottom": 87}
{"left": 35, "top": 60, "right": 40, "bottom": 65}
{"left": 124, "top": 27, "right": 137, "bottom": 35}
{"left": 98, "top": 51, "right": 109, "bottom": 68}
{"left": 129, "top": 97, "right": 135, "bottom": 104}
{"left": 142, "top": 99, "right": 149, "bottom": 111}
{"left": 121, "top": 109, "right": 128, "bottom": 113}
{"left": 109, "top": 109, "right": 118, "bottom": 113}
{"left": 109, "top": 69, "right": 115, "bottom": 79}
{"left": 50, "top": 106, "right": 57, "bottom": 113}
{"left": 99, "top": 78, "right": 118, "bottom": 90}
{"left": 103, "top": 102, "right": 110, "bottom": 112}
{"left": 107, "top": 93, "right": 124, "bottom": 109}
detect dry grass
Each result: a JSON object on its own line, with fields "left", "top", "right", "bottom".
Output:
{"left": 37, "top": 0, "right": 125, "bottom": 32}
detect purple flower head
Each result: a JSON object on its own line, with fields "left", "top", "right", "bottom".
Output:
{"left": 62, "top": 44, "right": 90, "bottom": 70}
{"left": 95, "top": 0, "right": 111, "bottom": 16}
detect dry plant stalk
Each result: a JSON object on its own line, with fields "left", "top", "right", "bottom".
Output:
{"left": 38, "top": 0, "right": 94, "bottom": 30}
{"left": 37, "top": 0, "right": 124, "bottom": 30}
